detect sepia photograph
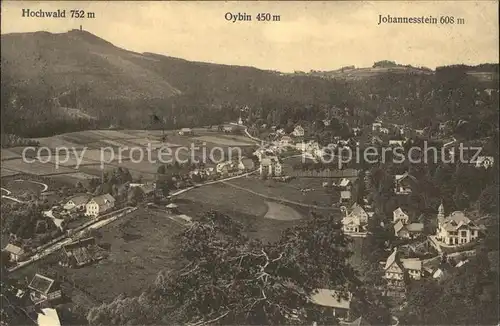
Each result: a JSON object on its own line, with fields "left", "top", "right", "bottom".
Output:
{"left": 0, "top": 1, "right": 499, "bottom": 325}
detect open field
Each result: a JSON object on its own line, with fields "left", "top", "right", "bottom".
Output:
{"left": 175, "top": 182, "right": 305, "bottom": 242}
{"left": 225, "top": 176, "right": 337, "bottom": 207}
{"left": 2, "top": 129, "right": 252, "bottom": 180}
{"left": 1, "top": 179, "right": 46, "bottom": 196}
{"left": 11, "top": 208, "right": 185, "bottom": 306}
{"left": 264, "top": 201, "right": 303, "bottom": 221}
{"left": 1, "top": 159, "right": 77, "bottom": 176}
{"left": 1, "top": 168, "right": 20, "bottom": 177}
{"left": 0, "top": 148, "right": 22, "bottom": 160}
{"left": 193, "top": 135, "right": 256, "bottom": 146}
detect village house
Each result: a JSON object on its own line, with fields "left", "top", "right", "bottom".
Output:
{"left": 379, "top": 127, "right": 390, "bottom": 134}
{"left": 178, "top": 127, "right": 193, "bottom": 135}
{"left": 394, "top": 172, "right": 415, "bottom": 195}
{"left": 384, "top": 248, "right": 423, "bottom": 293}
{"left": 276, "top": 128, "right": 286, "bottom": 136}
{"left": 435, "top": 204, "right": 481, "bottom": 246}
{"left": 238, "top": 117, "right": 243, "bottom": 125}
{"left": 415, "top": 129, "right": 425, "bottom": 136}
{"left": 63, "top": 194, "right": 90, "bottom": 211}
{"left": 474, "top": 156, "right": 494, "bottom": 169}
{"left": 310, "top": 289, "right": 352, "bottom": 321}
{"left": 393, "top": 207, "right": 409, "bottom": 224}
{"left": 259, "top": 156, "right": 282, "bottom": 177}
{"left": 352, "top": 127, "right": 361, "bottom": 136}
{"left": 394, "top": 220, "right": 424, "bottom": 239}
{"left": 339, "top": 191, "right": 352, "bottom": 205}
{"left": 28, "top": 274, "right": 62, "bottom": 305}
{"left": 3, "top": 243, "right": 25, "bottom": 262}
{"left": 292, "top": 125, "right": 305, "bottom": 137}
{"left": 223, "top": 126, "right": 235, "bottom": 133}
{"left": 341, "top": 203, "right": 372, "bottom": 234}
{"left": 85, "top": 193, "right": 116, "bottom": 217}
{"left": 166, "top": 203, "right": 179, "bottom": 214}
{"left": 280, "top": 135, "right": 293, "bottom": 147}
{"left": 372, "top": 122, "right": 382, "bottom": 131}
{"left": 60, "top": 237, "right": 102, "bottom": 268}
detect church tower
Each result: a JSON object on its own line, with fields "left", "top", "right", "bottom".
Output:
{"left": 437, "top": 202, "right": 445, "bottom": 225}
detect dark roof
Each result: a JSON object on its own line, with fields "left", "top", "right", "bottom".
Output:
{"left": 63, "top": 237, "right": 95, "bottom": 252}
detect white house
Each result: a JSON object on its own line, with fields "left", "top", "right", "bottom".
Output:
{"left": 435, "top": 204, "right": 481, "bottom": 246}
{"left": 379, "top": 127, "right": 390, "bottom": 134}
{"left": 85, "top": 194, "right": 116, "bottom": 217}
{"left": 352, "top": 127, "right": 361, "bottom": 136}
{"left": 3, "top": 244, "right": 25, "bottom": 262}
{"left": 292, "top": 125, "right": 305, "bottom": 137}
{"left": 474, "top": 156, "right": 494, "bottom": 169}
{"left": 237, "top": 117, "right": 243, "bottom": 125}
{"left": 260, "top": 157, "right": 282, "bottom": 177}
{"left": 280, "top": 136, "right": 293, "bottom": 147}
{"left": 63, "top": 194, "right": 90, "bottom": 211}
{"left": 276, "top": 128, "right": 286, "bottom": 136}
{"left": 389, "top": 140, "right": 404, "bottom": 147}
{"left": 372, "top": 122, "right": 382, "bottom": 131}
{"left": 310, "top": 289, "right": 352, "bottom": 321}
{"left": 341, "top": 203, "right": 372, "bottom": 234}
{"left": 393, "top": 207, "right": 409, "bottom": 224}
{"left": 178, "top": 128, "right": 193, "bottom": 135}
{"left": 394, "top": 172, "right": 414, "bottom": 195}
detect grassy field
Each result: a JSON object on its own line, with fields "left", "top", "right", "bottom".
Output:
{"left": 1, "top": 129, "right": 256, "bottom": 180}
{"left": 12, "top": 208, "right": 185, "bottom": 306}
{"left": 225, "top": 176, "right": 337, "bottom": 207}
{"left": 264, "top": 201, "right": 303, "bottom": 221}
{"left": 176, "top": 183, "right": 305, "bottom": 242}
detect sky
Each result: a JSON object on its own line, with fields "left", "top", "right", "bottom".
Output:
{"left": 1, "top": 1, "right": 498, "bottom": 72}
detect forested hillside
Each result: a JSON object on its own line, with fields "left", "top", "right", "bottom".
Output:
{"left": 1, "top": 30, "right": 498, "bottom": 138}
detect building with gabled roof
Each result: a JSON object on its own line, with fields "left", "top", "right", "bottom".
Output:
{"left": 384, "top": 248, "right": 423, "bottom": 294}
{"left": 3, "top": 243, "right": 25, "bottom": 262}
{"left": 394, "top": 172, "right": 415, "bottom": 195}
{"left": 393, "top": 207, "right": 409, "bottom": 224}
{"left": 436, "top": 205, "right": 481, "bottom": 246}
{"left": 61, "top": 237, "right": 100, "bottom": 268}
{"left": 310, "top": 289, "right": 352, "bottom": 321}
{"left": 85, "top": 193, "right": 115, "bottom": 217}
{"left": 28, "top": 274, "right": 62, "bottom": 305}
{"left": 63, "top": 194, "right": 91, "bottom": 211}
{"left": 394, "top": 221, "right": 424, "bottom": 239}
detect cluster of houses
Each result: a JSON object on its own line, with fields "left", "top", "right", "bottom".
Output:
{"left": 216, "top": 158, "right": 255, "bottom": 177}
{"left": 381, "top": 202, "right": 485, "bottom": 298}
{"left": 62, "top": 193, "right": 116, "bottom": 218}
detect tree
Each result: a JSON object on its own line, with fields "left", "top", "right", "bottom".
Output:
{"left": 127, "top": 187, "right": 145, "bottom": 206}
{"left": 478, "top": 185, "right": 499, "bottom": 214}
{"left": 87, "top": 211, "right": 383, "bottom": 325}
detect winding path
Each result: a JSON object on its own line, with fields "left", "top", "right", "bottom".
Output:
{"left": 15, "top": 179, "right": 49, "bottom": 192}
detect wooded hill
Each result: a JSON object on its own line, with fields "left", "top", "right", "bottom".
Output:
{"left": 1, "top": 30, "right": 498, "bottom": 138}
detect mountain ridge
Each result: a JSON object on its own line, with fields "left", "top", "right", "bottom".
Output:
{"left": 1, "top": 30, "right": 498, "bottom": 138}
